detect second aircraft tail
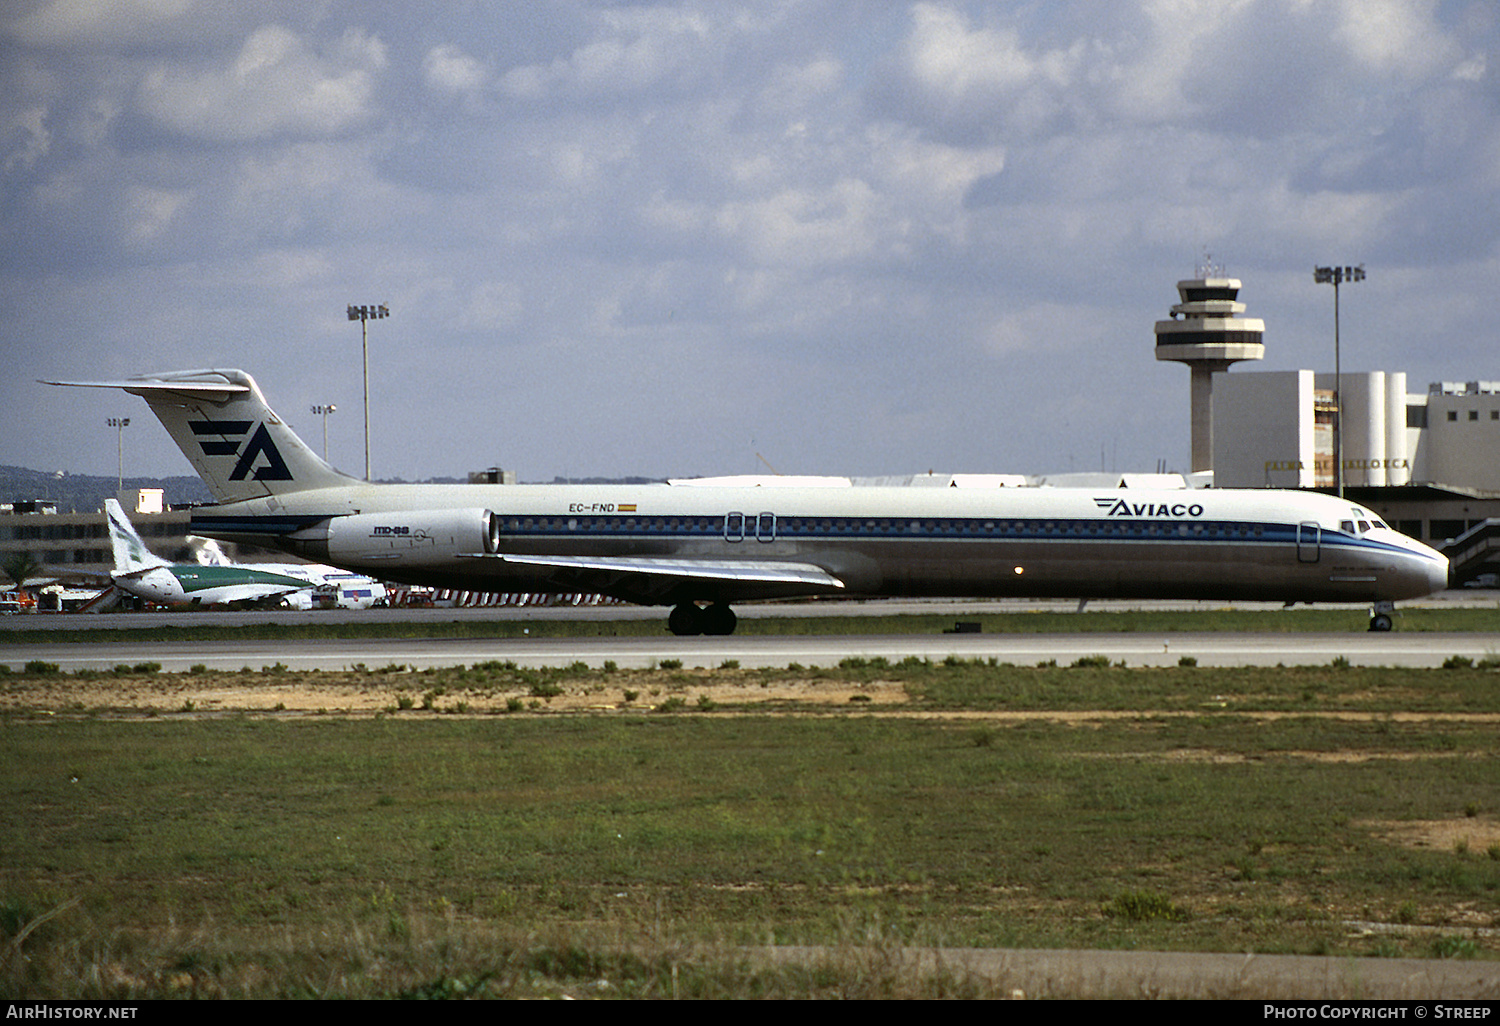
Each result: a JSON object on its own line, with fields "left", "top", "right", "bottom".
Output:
{"left": 104, "top": 498, "right": 170, "bottom": 574}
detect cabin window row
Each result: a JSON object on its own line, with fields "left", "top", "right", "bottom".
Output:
{"left": 498, "top": 515, "right": 1271, "bottom": 540}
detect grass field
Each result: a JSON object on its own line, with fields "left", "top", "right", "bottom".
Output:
{"left": 3, "top": 653, "right": 1499, "bottom": 998}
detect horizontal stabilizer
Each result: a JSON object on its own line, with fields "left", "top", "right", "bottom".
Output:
{"left": 40, "top": 377, "right": 251, "bottom": 400}
{"left": 110, "top": 567, "right": 161, "bottom": 581}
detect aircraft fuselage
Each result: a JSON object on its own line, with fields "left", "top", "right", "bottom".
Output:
{"left": 191, "top": 482, "right": 1448, "bottom": 608}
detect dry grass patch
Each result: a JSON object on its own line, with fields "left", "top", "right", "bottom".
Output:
{"left": 1362, "top": 817, "right": 1500, "bottom": 855}
{"left": 0, "top": 667, "right": 913, "bottom": 717}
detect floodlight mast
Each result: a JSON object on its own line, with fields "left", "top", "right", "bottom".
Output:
{"left": 107, "top": 417, "right": 130, "bottom": 492}
{"left": 346, "top": 303, "right": 389, "bottom": 481}
{"left": 1312, "top": 265, "right": 1365, "bottom": 498}
{"left": 310, "top": 404, "right": 337, "bottom": 462}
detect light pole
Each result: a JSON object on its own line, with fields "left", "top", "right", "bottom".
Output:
{"left": 310, "top": 404, "right": 337, "bottom": 461}
{"left": 1313, "top": 264, "right": 1365, "bottom": 498}
{"left": 107, "top": 417, "right": 130, "bottom": 492}
{"left": 346, "top": 302, "right": 389, "bottom": 481}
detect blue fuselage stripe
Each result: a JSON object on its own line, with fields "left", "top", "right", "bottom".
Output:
{"left": 191, "top": 511, "right": 1425, "bottom": 562}
{"left": 491, "top": 514, "right": 1386, "bottom": 551}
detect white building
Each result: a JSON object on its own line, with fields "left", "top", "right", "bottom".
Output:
{"left": 1213, "top": 373, "right": 1500, "bottom": 493}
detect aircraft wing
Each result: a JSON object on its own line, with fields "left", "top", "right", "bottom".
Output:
{"left": 211, "top": 583, "right": 310, "bottom": 602}
{"left": 460, "top": 553, "right": 846, "bottom": 602}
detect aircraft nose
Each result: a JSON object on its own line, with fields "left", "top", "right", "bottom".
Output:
{"left": 1433, "top": 557, "right": 1453, "bottom": 596}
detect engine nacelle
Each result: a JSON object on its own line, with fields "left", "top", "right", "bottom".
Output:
{"left": 325, "top": 509, "right": 500, "bottom": 565}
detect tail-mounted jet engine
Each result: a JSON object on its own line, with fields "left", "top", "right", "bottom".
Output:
{"left": 323, "top": 509, "right": 500, "bottom": 564}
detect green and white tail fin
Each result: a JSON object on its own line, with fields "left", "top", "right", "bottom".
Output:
{"left": 104, "top": 498, "right": 170, "bottom": 573}
{"left": 44, "top": 369, "right": 360, "bottom": 504}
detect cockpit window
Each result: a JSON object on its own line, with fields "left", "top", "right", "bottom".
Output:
{"left": 1341, "top": 520, "right": 1356, "bottom": 534}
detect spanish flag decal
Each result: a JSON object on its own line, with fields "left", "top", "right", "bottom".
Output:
{"left": 618, "top": 504, "right": 637, "bottom": 512}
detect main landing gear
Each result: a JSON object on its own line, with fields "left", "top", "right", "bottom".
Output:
{"left": 668, "top": 602, "right": 738, "bottom": 636}
{"left": 1368, "top": 601, "right": 1395, "bottom": 632}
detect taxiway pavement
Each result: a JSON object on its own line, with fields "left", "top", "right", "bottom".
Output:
{"left": 3, "top": 596, "right": 1496, "bottom": 672}
{"left": 4, "top": 626, "right": 1499, "bottom": 673}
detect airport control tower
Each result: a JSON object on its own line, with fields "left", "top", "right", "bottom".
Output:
{"left": 1154, "top": 258, "right": 1265, "bottom": 474}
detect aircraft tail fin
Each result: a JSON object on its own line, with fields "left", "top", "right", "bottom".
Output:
{"left": 104, "top": 498, "right": 171, "bottom": 574}
{"left": 45, "top": 370, "right": 360, "bottom": 504}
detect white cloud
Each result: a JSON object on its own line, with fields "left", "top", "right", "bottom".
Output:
{"left": 1334, "top": 0, "right": 1459, "bottom": 79}
{"left": 500, "top": 6, "right": 716, "bottom": 99}
{"left": 714, "top": 178, "right": 883, "bottom": 268}
{"left": 423, "top": 44, "right": 488, "bottom": 99}
{"left": 869, "top": 127, "right": 1006, "bottom": 206}
{"left": 246, "top": 248, "right": 335, "bottom": 289}
{"left": 890, "top": 1, "right": 1084, "bottom": 136}
{"left": 136, "top": 24, "right": 386, "bottom": 142}
{"left": 122, "top": 184, "right": 189, "bottom": 243}
{"left": 906, "top": 3, "right": 1075, "bottom": 98}
{"left": 9, "top": 0, "right": 199, "bottom": 47}
{"left": 459, "top": 281, "right": 524, "bottom": 331}
{"left": 979, "top": 301, "right": 1111, "bottom": 357}
{"left": 4, "top": 106, "right": 51, "bottom": 171}
{"left": 1451, "top": 54, "right": 1485, "bottom": 83}
{"left": 755, "top": 57, "right": 844, "bottom": 116}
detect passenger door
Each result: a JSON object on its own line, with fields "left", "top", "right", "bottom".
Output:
{"left": 1297, "top": 521, "right": 1321, "bottom": 563}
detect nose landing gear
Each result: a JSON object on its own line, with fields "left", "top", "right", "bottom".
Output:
{"left": 1368, "top": 601, "right": 1395, "bottom": 632}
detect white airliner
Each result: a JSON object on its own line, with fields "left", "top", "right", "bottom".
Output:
{"left": 49, "top": 370, "right": 1449, "bottom": 633}
{"left": 103, "top": 497, "right": 385, "bottom": 609}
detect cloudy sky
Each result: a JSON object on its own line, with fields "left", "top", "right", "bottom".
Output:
{"left": 3, "top": 1, "right": 1498, "bottom": 485}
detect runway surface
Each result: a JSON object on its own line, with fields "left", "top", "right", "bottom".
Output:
{"left": 2, "top": 595, "right": 1497, "bottom": 671}
{"left": 7, "top": 631, "right": 1500, "bottom": 673}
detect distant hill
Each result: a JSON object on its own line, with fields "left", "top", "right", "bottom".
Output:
{"left": 1, "top": 466, "right": 667, "bottom": 513}
{"left": 0, "top": 465, "right": 213, "bottom": 513}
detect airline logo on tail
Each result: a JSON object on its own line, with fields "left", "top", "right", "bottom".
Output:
{"left": 190, "top": 421, "right": 293, "bottom": 481}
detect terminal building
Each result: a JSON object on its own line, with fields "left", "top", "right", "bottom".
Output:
{"left": 1211, "top": 374, "right": 1500, "bottom": 495}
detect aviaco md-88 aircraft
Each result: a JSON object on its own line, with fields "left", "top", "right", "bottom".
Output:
{"left": 50, "top": 370, "right": 1449, "bottom": 633}
{"left": 104, "top": 497, "right": 385, "bottom": 609}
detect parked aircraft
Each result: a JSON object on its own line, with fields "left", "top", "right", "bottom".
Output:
{"left": 103, "top": 499, "right": 312, "bottom": 607}
{"left": 103, "top": 498, "right": 384, "bottom": 609}
{"left": 50, "top": 370, "right": 1449, "bottom": 632}
{"left": 176, "top": 529, "right": 386, "bottom": 609}
{"left": 274, "top": 570, "right": 388, "bottom": 610}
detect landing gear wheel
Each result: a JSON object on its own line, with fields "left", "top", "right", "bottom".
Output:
{"left": 1368, "top": 613, "right": 1393, "bottom": 632}
{"left": 666, "top": 603, "right": 739, "bottom": 636}
{"left": 701, "top": 604, "right": 738, "bottom": 636}
{"left": 668, "top": 603, "right": 703, "bottom": 636}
